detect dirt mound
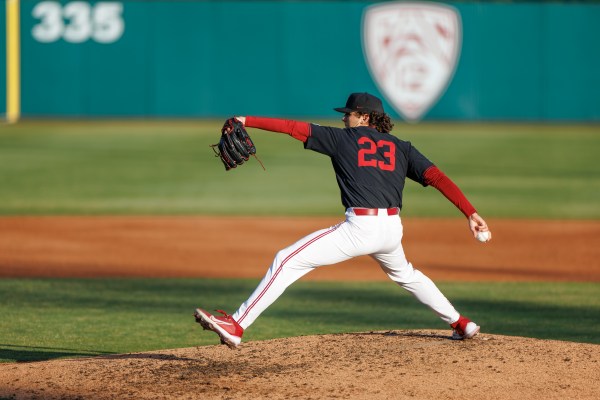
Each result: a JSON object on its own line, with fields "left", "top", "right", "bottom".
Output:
{"left": 1, "top": 217, "right": 599, "bottom": 398}
{"left": 1, "top": 331, "right": 598, "bottom": 400}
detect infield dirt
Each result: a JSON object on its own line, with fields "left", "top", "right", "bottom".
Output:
{"left": 1, "top": 216, "right": 598, "bottom": 281}
{"left": 0, "top": 216, "right": 599, "bottom": 399}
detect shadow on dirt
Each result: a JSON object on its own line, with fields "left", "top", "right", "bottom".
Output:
{"left": 0, "top": 344, "right": 113, "bottom": 363}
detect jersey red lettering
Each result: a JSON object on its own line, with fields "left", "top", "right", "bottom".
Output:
{"left": 357, "top": 137, "right": 378, "bottom": 167}
{"left": 377, "top": 140, "right": 395, "bottom": 171}
{"left": 357, "top": 137, "right": 396, "bottom": 171}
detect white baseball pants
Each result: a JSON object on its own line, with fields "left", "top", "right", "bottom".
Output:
{"left": 233, "top": 208, "right": 461, "bottom": 330}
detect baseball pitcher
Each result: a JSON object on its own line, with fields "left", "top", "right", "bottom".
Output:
{"left": 196, "top": 92, "right": 491, "bottom": 348}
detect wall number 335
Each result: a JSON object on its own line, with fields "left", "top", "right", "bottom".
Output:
{"left": 32, "top": 1, "right": 124, "bottom": 44}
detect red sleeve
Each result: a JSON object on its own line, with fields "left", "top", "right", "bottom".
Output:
{"left": 244, "top": 116, "right": 311, "bottom": 143}
{"left": 423, "top": 166, "right": 477, "bottom": 218}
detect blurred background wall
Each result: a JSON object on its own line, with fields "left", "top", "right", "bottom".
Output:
{"left": 2, "top": 0, "right": 599, "bottom": 121}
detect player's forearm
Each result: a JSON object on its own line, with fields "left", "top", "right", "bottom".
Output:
{"left": 242, "top": 116, "right": 311, "bottom": 142}
{"left": 424, "top": 166, "right": 476, "bottom": 218}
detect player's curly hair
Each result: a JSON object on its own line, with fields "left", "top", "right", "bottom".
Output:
{"left": 368, "top": 112, "right": 394, "bottom": 133}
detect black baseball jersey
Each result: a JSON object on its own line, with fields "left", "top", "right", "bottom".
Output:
{"left": 305, "top": 125, "right": 434, "bottom": 210}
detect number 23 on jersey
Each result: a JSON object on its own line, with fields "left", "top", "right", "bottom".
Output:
{"left": 357, "top": 137, "right": 396, "bottom": 171}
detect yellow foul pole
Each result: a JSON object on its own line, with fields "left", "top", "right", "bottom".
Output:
{"left": 6, "top": 0, "right": 20, "bottom": 123}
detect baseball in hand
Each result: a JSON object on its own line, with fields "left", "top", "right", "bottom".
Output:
{"left": 476, "top": 231, "right": 491, "bottom": 243}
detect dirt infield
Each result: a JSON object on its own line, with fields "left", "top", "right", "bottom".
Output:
{"left": 0, "top": 216, "right": 599, "bottom": 399}
{"left": 1, "top": 216, "right": 598, "bottom": 281}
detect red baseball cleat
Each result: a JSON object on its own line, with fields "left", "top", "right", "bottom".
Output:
{"left": 194, "top": 308, "right": 244, "bottom": 349}
{"left": 451, "top": 315, "right": 480, "bottom": 340}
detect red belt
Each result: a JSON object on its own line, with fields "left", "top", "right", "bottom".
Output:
{"left": 352, "top": 207, "right": 399, "bottom": 216}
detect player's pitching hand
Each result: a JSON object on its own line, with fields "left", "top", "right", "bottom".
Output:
{"left": 468, "top": 213, "right": 492, "bottom": 243}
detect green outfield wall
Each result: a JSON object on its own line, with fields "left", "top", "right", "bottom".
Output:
{"left": 2, "top": 1, "right": 599, "bottom": 121}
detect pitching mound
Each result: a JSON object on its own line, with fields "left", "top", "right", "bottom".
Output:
{"left": 1, "top": 331, "right": 598, "bottom": 400}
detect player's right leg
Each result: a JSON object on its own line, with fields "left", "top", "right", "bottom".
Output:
{"left": 370, "top": 218, "right": 479, "bottom": 339}
{"left": 374, "top": 252, "right": 480, "bottom": 339}
{"left": 450, "top": 315, "right": 480, "bottom": 339}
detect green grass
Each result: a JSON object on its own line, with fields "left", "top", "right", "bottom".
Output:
{"left": 1, "top": 121, "right": 598, "bottom": 363}
{"left": 0, "top": 120, "right": 598, "bottom": 218}
{"left": 0, "top": 278, "right": 598, "bottom": 362}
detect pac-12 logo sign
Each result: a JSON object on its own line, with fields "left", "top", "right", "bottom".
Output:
{"left": 362, "top": 2, "right": 462, "bottom": 122}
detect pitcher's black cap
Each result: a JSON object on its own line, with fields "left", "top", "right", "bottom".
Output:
{"left": 334, "top": 92, "right": 384, "bottom": 114}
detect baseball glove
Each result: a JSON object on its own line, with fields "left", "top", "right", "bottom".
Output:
{"left": 210, "top": 117, "right": 263, "bottom": 171}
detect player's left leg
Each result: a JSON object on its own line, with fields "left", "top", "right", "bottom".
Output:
{"left": 233, "top": 219, "right": 365, "bottom": 330}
